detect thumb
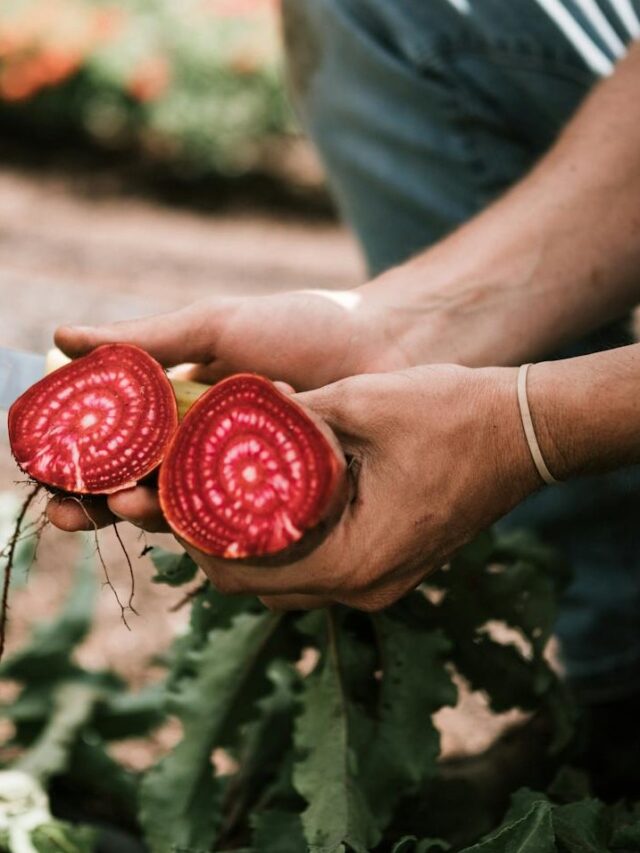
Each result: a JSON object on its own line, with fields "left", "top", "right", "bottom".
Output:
{"left": 54, "top": 299, "right": 232, "bottom": 367}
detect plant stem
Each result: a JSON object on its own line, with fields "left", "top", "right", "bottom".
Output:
{"left": 0, "top": 484, "right": 41, "bottom": 660}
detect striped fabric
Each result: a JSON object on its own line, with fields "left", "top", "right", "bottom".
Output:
{"left": 532, "top": 0, "right": 640, "bottom": 74}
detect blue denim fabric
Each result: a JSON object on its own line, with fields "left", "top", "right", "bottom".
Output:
{"left": 282, "top": 0, "right": 640, "bottom": 702}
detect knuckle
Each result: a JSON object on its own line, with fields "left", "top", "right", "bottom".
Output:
{"left": 336, "top": 381, "right": 371, "bottom": 426}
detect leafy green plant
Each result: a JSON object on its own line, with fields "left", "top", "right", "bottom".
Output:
{"left": 3, "top": 514, "right": 640, "bottom": 852}
{"left": 137, "top": 530, "right": 575, "bottom": 852}
{"left": 0, "top": 541, "right": 164, "bottom": 850}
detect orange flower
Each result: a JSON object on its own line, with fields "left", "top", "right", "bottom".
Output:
{"left": 34, "top": 48, "right": 82, "bottom": 85}
{"left": 0, "top": 58, "right": 42, "bottom": 101}
{"left": 126, "top": 55, "right": 172, "bottom": 103}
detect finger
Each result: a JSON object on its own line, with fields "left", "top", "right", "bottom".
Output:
{"left": 180, "top": 513, "right": 355, "bottom": 597}
{"left": 46, "top": 495, "right": 115, "bottom": 531}
{"left": 107, "top": 486, "right": 169, "bottom": 532}
{"left": 259, "top": 594, "right": 332, "bottom": 611}
{"left": 54, "top": 299, "right": 233, "bottom": 367}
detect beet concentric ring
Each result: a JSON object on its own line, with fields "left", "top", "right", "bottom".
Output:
{"left": 8, "top": 343, "right": 178, "bottom": 495}
{"left": 159, "top": 374, "right": 346, "bottom": 559}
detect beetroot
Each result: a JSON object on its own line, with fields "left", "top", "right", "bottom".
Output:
{"left": 159, "top": 374, "right": 347, "bottom": 559}
{"left": 9, "top": 343, "right": 178, "bottom": 495}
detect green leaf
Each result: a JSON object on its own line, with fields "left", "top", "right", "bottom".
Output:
{"left": 140, "top": 610, "right": 284, "bottom": 853}
{"left": 450, "top": 634, "right": 551, "bottom": 712}
{"left": 251, "top": 809, "right": 306, "bottom": 853}
{"left": 3, "top": 675, "right": 131, "bottom": 753}
{"left": 66, "top": 736, "right": 140, "bottom": 824}
{"left": 293, "top": 610, "right": 380, "bottom": 853}
{"left": 455, "top": 530, "right": 497, "bottom": 567}
{"left": 551, "top": 799, "right": 611, "bottom": 853}
{"left": 392, "top": 838, "right": 451, "bottom": 853}
{"left": 92, "top": 682, "right": 166, "bottom": 739}
{"left": 460, "top": 800, "right": 556, "bottom": 852}
{"left": 26, "top": 821, "right": 96, "bottom": 853}
{"left": 363, "top": 595, "right": 456, "bottom": 824}
{"left": 218, "top": 661, "right": 301, "bottom": 843}
{"left": 610, "top": 802, "right": 640, "bottom": 849}
{"left": 432, "top": 531, "right": 570, "bottom": 741}
{"left": 0, "top": 552, "right": 96, "bottom": 683}
{"left": 503, "top": 788, "right": 550, "bottom": 823}
{"left": 148, "top": 547, "right": 198, "bottom": 587}
{"left": 492, "top": 531, "right": 570, "bottom": 592}
{"left": 16, "top": 682, "right": 99, "bottom": 783}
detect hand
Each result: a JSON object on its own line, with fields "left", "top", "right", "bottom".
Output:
{"left": 54, "top": 288, "right": 407, "bottom": 389}
{"left": 176, "top": 365, "right": 540, "bottom": 611}
{"left": 46, "top": 288, "right": 409, "bottom": 534}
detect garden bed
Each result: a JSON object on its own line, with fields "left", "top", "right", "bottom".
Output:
{"left": 0, "top": 0, "right": 293, "bottom": 180}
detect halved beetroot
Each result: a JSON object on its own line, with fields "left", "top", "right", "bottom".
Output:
{"left": 9, "top": 343, "right": 178, "bottom": 495}
{"left": 159, "top": 374, "right": 346, "bottom": 559}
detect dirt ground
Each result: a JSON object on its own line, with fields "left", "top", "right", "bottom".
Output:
{"left": 0, "top": 159, "right": 528, "bottom": 770}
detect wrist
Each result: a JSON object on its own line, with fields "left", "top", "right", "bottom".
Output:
{"left": 477, "top": 366, "right": 543, "bottom": 506}
{"left": 361, "top": 231, "right": 554, "bottom": 370}
{"left": 522, "top": 361, "right": 575, "bottom": 481}
{"left": 525, "top": 346, "right": 640, "bottom": 480}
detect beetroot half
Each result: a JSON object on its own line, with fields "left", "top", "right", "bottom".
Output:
{"left": 159, "top": 374, "right": 347, "bottom": 560}
{"left": 9, "top": 343, "right": 178, "bottom": 495}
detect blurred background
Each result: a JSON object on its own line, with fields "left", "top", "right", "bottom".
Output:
{"left": 0, "top": 0, "right": 363, "bottom": 356}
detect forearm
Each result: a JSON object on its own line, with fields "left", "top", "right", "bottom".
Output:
{"left": 527, "top": 343, "right": 640, "bottom": 479}
{"left": 364, "top": 42, "right": 640, "bottom": 368}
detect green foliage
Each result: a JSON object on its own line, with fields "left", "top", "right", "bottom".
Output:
{"left": 250, "top": 809, "right": 306, "bottom": 853}
{"left": 293, "top": 610, "right": 380, "bottom": 853}
{"left": 0, "top": 535, "right": 166, "bottom": 847}
{"left": 0, "top": 819, "right": 96, "bottom": 853}
{"left": 149, "top": 547, "right": 198, "bottom": 587}
{"left": 4, "top": 521, "right": 636, "bottom": 852}
{"left": 0, "top": 554, "right": 97, "bottom": 683}
{"left": 451, "top": 786, "right": 640, "bottom": 853}
{"left": 391, "top": 841, "right": 450, "bottom": 853}
{"left": 134, "top": 530, "right": 574, "bottom": 852}
{"left": 140, "top": 605, "right": 286, "bottom": 853}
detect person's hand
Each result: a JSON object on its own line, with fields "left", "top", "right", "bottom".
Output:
{"left": 46, "top": 288, "right": 409, "bottom": 533}
{"left": 54, "top": 288, "right": 407, "bottom": 389}
{"left": 174, "top": 364, "right": 541, "bottom": 611}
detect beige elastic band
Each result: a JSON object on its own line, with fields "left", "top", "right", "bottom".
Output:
{"left": 517, "top": 363, "right": 560, "bottom": 486}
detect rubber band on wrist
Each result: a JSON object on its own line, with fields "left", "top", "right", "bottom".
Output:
{"left": 517, "top": 363, "right": 560, "bottom": 486}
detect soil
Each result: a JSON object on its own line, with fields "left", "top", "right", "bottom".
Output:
{"left": 0, "top": 156, "right": 532, "bottom": 775}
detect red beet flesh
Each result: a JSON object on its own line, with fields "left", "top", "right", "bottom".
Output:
{"left": 9, "top": 343, "right": 178, "bottom": 495}
{"left": 159, "top": 374, "right": 346, "bottom": 559}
